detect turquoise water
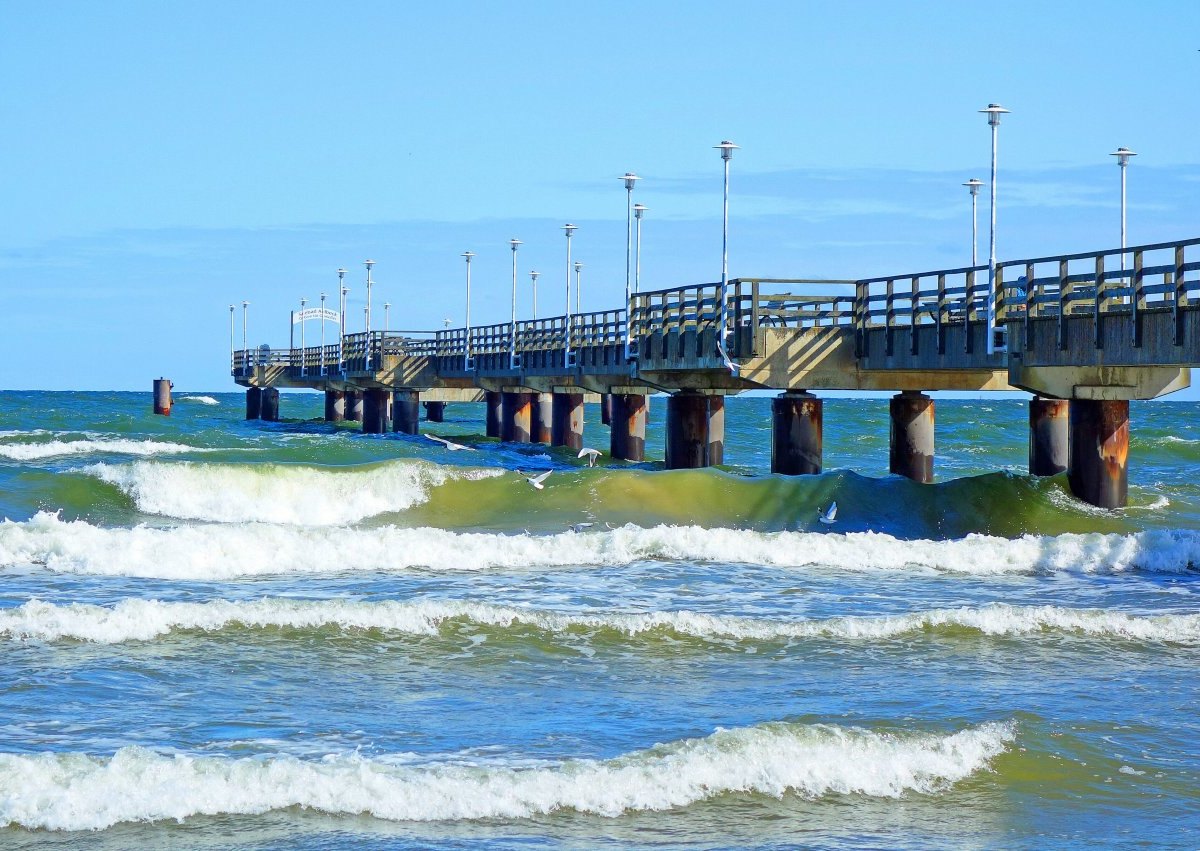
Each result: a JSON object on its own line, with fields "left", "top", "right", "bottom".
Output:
{"left": 1, "top": 390, "right": 1198, "bottom": 849}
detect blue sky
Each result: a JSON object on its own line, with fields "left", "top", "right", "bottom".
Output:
{"left": 2, "top": 0, "right": 1198, "bottom": 394}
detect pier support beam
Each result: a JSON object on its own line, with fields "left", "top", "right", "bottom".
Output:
{"left": 532, "top": 393, "right": 554, "bottom": 444}
{"left": 362, "top": 389, "right": 390, "bottom": 434}
{"left": 666, "top": 392, "right": 719, "bottom": 469}
{"left": 601, "top": 393, "right": 613, "bottom": 426}
{"left": 424, "top": 401, "right": 445, "bottom": 423}
{"left": 261, "top": 387, "right": 280, "bottom": 422}
{"left": 1029, "top": 397, "right": 1069, "bottom": 476}
{"left": 324, "top": 390, "right": 345, "bottom": 422}
{"left": 1068, "top": 399, "right": 1129, "bottom": 509}
{"left": 889, "top": 391, "right": 933, "bottom": 483}
{"left": 393, "top": 390, "right": 420, "bottom": 435}
{"left": 551, "top": 393, "right": 585, "bottom": 451}
{"left": 245, "top": 386, "right": 263, "bottom": 420}
{"left": 501, "top": 392, "right": 533, "bottom": 442}
{"left": 345, "top": 391, "right": 364, "bottom": 423}
{"left": 772, "top": 391, "right": 823, "bottom": 475}
{"left": 153, "top": 378, "right": 172, "bottom": 416}
{"left": 485, "top": 391, "right": 503, "bottom": 438}
{"left": 610, "top": 393, "right": 647, "bottom": 462}
{"left": 707, "top": 396, "right": 725, "bottom": 465}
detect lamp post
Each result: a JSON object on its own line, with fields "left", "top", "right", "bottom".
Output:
{"left": 715, "top": 140, "right": 738, "bottom": 365}
{"left": 384, "top": 302, "right": 391, "bottom": 333}
{"left": 530, "top": 270, "right": 540, "bottom": 319}
{"left": 364, "top": 259, "right": 375, "bottom": 335}
{"left": 462, "top": 251, "right": 475, "bottom": 370}
{"left": 299, "top": 297, "right": 307, "bottom": 375}
{"left": 563, "top": 224, "right": 576, "bottom": 368}
{"left": 633, "top": 203, "right": 647, "bottom": 294}
{"left": 980, "top": 103, "right": 1009, "bottom": 355}
{"left": 621, "top": 172, "right": 640, "bottom": 358}
{"left": 338, "top": 268, "right": 348, "bottom": 374}
{"left": 229, "top": 304, "right": 235, "bottom": 373}
{"left": 574, "top": 261, "right": 582, "bottom": 314}
{"left": 510, "top": 238, "right": 522, "bottom": 369}
{"left": 241, "top": 300, "right": 249, "bottom": 376}
{"left": 963, "top": 178, "right": 983, "bottom": 266}
{"left": 1111, "top": 147, "right": 1137, "bottom": 275}
{"left": 319, "top": 292, "right": 327, "bottom": 375}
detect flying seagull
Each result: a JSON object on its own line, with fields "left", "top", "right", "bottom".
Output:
{"left": 425, "top": 433, "right": 475, "bottom": 452}
{"left": 578, "top": 447, "right": 602, "bottom": 467}
{"left": 524, "top": 470, "right": 553, "bottom": 490}
{"left": 569, "top": 522, "right": 595, "bottom": 533}
{"left": 818, "top": 502, "right": 838, "bottom": 525}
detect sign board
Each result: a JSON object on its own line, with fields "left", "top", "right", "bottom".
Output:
{"left": 292, "top": 308, "right": 340, "bottom": 324}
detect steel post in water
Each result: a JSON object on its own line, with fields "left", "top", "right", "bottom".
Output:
{"left": 501, "top": 392, "right": 532, "bottom": 443}
{"left": 666, "top": 392, "right": 712, "bottom": 469}
{"left": 324, "top": 390, "right": 345, "bottom": 422}
{"left": 245, "top": 386, "right": 263, "bottom": 420}
{"left": 1068, "top": 399, "right": 1129, "bottom": 508}
{"left": 362, "top": 389, "right": 390, "bottom": 434}
{"left": 153, "top": 378, "right": 172, "bottom": 416}
{"left": 424, "top": 401, "right": 445, "bottom": 423}
{"left": 260, "top": 387, "right": 280, "bottom": 422}
{"left": 1029, "top": 397, "right": 1069, "bottom": 476}
{"left": 707, "top": 395, "right": 725, "bottom": 466}
{"left": 889, "top": 391, "right": 934, "bottom": 483}
{"left": 551, "top": 393, "right": 585, "bottom": 450}
{"left": 485, "top": 391, "right": 503, "bottom": 438}
{"left": 601, "top": 393, "right": 613, "bottom": 426}
{"left": 345, "top": 391, "right": 364, "bottom": 423}
{"left": 772, "top": 391, "right": 823, "bottom": 475}
{"left": 532, "top": 393, "right": 554, "bottom": 444}
{"left": 609, "top": 393, "right": 647, "bottom": 462}
{"left": 393, "top": 390, "right": 420, "bottom": 435}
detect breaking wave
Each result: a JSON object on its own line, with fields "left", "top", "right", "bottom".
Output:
{"left": 0, "top": 720, "right": 1015, "bottom": 830}
{"left": 0, "top": 438, "right": 214, "bottom": 462}
{"left": 1, "top": 513, "right": 1199, "bottom": 579}
{"left": 178, "top": 395, "right": 220, "bottom": 406}
{"left": 3, "top": 597, "right": 1196, "bottom": 645}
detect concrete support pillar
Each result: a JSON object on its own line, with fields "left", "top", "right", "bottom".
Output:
{"left": 1029, "top": 397, "right": 1069, "bottom": 476}
{"left": 324, "top": 390, "right": 346, "bottom": 422}
{"left": 1068, "top": 399, "right": 1129, "bottom": 509}
{"left": 601, "top": 393, "right": 613, "bottom": 426}
{"left": 485, "top": 391, "right": 503, "bottom": 438}
{"left": 345, "top": 391, "right": 364, "bottom": 423}
{"left": 362, "top": 388, "right": 390, "bottom": 434}
{"left": 707, "top": 396, "right": 725, "bottom": 465}
{"left": 424, "top": 401, "right": 445, "bottom": 422}
{"left": 502, "top": 392, "right": 533, "bottom": 442}
{"left": 261, "top": 387, "right": 280, "bottom": 422}
{"left": 889, "top": 391, "right": 933, "bottom": 483}
{"left": 245, "top": 386, "right": 263, "bottom": 420}
{"left": 532, "top": 393, "right": 554, "bottom": 444}
{"left": 666, "top": 392, "right": 713, "bottom": 469}
{"left": 551, "top": 393, "right": 585, "bottom": 451}
{"left": 610, "top": 394, "right": 647, "bottom": 462}
{"left": 393, "top": 390, "right": 420, "bottom": 435}
{"left": 153, "top": 378, "right": 172, "bottom": 416}
{"left": 772, "top": 391, "right": 823, "bottom": 475}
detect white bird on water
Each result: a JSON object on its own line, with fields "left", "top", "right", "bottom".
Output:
{"left": 524, "top": 470, "right": 553, "bottom": 490}
{"left": 570, "top": 522, "right": 594, "bottom": 532}
{"left": 818, "top": 501, "right": 838, "bottom": 525}
{"left": 578, "top": 447, "right": 602, "bottom": 467}
{"left": 425, "top": 434, "right": 475, "bottom": 452}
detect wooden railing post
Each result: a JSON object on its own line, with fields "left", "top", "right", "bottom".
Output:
{"left": 1094, "top": 254, "right": 1105, "bottom": 350}
{"left": 855, "top": 280, "right": 867, "bottom": 358}
{"left": 1132, "top": 249, "right": 1144, "bottom": 348}
{"left": 885, "top": 279, "right": 895, "bottom": 357}
{"left": 936, "top": 273, "right": 946, "bottom": 355}
{"left": 1058, "top": 259, "right": 1070, "bottom": 350}
{"left": 909, "top": 276, "right": 919, "bottom": 356}
{"left": 1175, "top": 245, "right": 1186, "bottom": 346}
{"left": 1024, "top": 261, "right": 1035, "bottom": 352}
{"left": 964, "top": 269, "right": 974, "bottom": 354}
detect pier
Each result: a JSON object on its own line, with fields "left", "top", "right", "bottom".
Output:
{"left": 232, "top": 236, "right": 1200, "bottom": 509}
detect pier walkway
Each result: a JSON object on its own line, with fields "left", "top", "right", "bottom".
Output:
{"left": 232, "top": 236, "right": 1200, "bottom": 508}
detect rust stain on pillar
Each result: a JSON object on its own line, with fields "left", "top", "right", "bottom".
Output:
{"left": 610, "top": 394, "right": 647, "bottom": 461}
{"left": 707, "top": 396, "right": 725, "bottom": 466}
{"left": 153, "top": 378, "right": 172, "bottom": 416}
{"left": 502, "top": 392, "right": 532, "bottom": 443}
{"left": 551, "top": 393, "right": 585, "bottom": 451}
{"left": 532, "top": 393, "right": 554, "bottom": 444}
{"left": 772, "top": 391, "right": 823, "bottom": 475}
{"left": 345, "top": 391, "right": 364, "bottom": 423}
{"left": 1029, "top": 397, "right": 1069, "bottom": 476}
{"left": 889, "top": 391, "right": 934, "bottom": 483}
{"left": 485, "top": 391, "right": 503, "bottom": 438}
{"left": 1068, "top": 399, "right": 1129, "bottom": 509}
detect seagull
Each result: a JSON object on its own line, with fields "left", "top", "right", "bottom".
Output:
{"left": 577, "top": 447, "right": 602, "bottom": 467}
{"left": 425, "top": 433, "right": 475, "bottom": 452}
{"left": 524, "top": 470, "right": 553, "bottom": 490}
{"left": 570, "top": 522, "right": 595, "bottom": 532}
{"left": 818, "top": 502, "right": 838, "bottom": 525}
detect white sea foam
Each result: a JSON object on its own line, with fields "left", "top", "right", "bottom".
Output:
{"left": 0, "top": 438, "right": 213, "bottom": 462}
{"left": 178, "top": 395, "right": 220, "bottom": 406}
{"left": 0, "top": 720, "right": 1015, "bottom": 830}
{"left": 3, "top": 598, "right": 1196, "bottom": 645}
{"left": 1, "top": 513, "right": 1199, "bottom": 579}
{"left": 85, "top": 460, "right": 497, "bottom": 525}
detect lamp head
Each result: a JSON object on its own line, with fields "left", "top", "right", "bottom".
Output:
{"left": 633, "top": 203, "right": 647, "bottom": 219}
{"left": 300, "top": 298, "right": 306, "bottom": 306}
{"left": 243, "top": 300, "right": 249, "bottom": 308}
{"left": 1110, "top": 146, "right": 1137, "bottom": 166}
{"left": 963, "top": 177, "right": 984, "bottom": 196}
{"left": 364, "top": 259, "right": 375, "bottom": 270}
{"left": 574, "top": 261, "right": 582, "bottom": 272}
{"left": 462, "top": 250, "right": 475, "bottom": 261}
{"left": 715, "top": 140, "right": 739, "bottom": 160}
{"left": 563, "top": 223, "right": 577, "bottom": 236}
{"left": 621, "top": 172, "right": 640, "bottom": 190}
{"left": 337, "top": 268, "right": 347, "bottom": 277}
{"left": 510, "top": 238, "right": 522, "bottom": 251}
{"left": 980, "top": 103, "right": 1010, "bottom": 127}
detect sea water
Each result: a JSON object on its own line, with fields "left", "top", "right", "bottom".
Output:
{"left": 0, "top": 391, "right": 1197, "bottom": 849}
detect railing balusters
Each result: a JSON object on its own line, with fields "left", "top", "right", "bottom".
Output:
{"left": 936, "top": 273, "right": 946, "bottom": 355}
{"left": 885, "top": 279, "right": 895, "bottom": 357}
{"left": 1094, "top": 254, "right": 1105, "bottom": 350}
{"left": 909, "top": 276, "right": 919, "bottom": 356}
{"left": 1132, "top": 250, "right": 1144, "bottom": 348}
{"left": 1175, "top": 245, "right": 1186, "bottom": 345}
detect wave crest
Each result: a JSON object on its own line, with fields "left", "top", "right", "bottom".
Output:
{"left": 0, "top": 438, "right": 213, "bottom": 462}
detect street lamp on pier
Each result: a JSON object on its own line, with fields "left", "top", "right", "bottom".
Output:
{"left": 510, "top": 238, "right": 522, "bottom": 369}
{"left": 963, "top": 178, "right": 983, "bottom": 266}
{"left": 319, "top": 292, "right": 327, "bottom": 375}
{"left": 229, "top": 305, "right": 235, "bottom": 373}
{"left": 1110, "top": 147, "right": 1137, "bottom": 274}
{"left": 574, "top": 261, "right": 582, "bottom": 314}
{"left": 979, "top": 103, "right": 1010, "bottom": 355}
{"left": 462, "top": 251, "right": 475, "bottom": 370}
{"left": 241, "top": 301, "right": 249, "bottom": 376}
{"left": 530, "top": 270, "right": 540, "bottom": 319}
{"left": 384, "top": 302, "right": 391, "bottom": 333}
{"left": 620, "top": 172, "right": 640, "bottom": 358}
{"left": 715, "top": 140, "right": 738, "bottom": 367}
{"left": 563, "top": 224, "right": 576, "bottom": 368}
{"left": 364, "top": 259, "right": 375, "bottom": 334}
{"left": 299, "top": 297, "right": 307, "bottom": 374}
{"left": 633, "top": 203, "right": 647, "bottom": 294}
